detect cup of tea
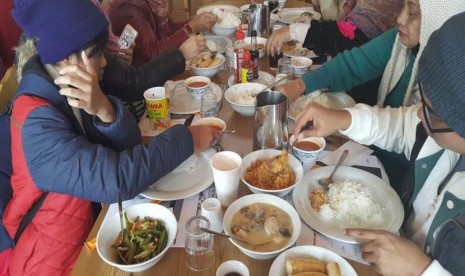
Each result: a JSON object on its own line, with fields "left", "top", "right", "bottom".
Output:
{"left": 185, "top": 76, "right": 211, "bottom": 98}
{"left": 216, "top": 260, "right": 250, "bottom": 276}
{"left": 291, "top": 135, "right": 326, "bottom": 169}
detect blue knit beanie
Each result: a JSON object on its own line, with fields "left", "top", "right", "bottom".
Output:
{"left": 11, "top": 0, "right": 109, "bottom": 64}
{"left": 419, "top": 12, "right": 465, "bottom": 138}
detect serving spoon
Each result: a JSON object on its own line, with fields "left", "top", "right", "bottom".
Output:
{"left": 318, "top": 149, "right": 349, "bottom": 190}
{"left": 199, "top": 227, "right": 270, "bottom": 246}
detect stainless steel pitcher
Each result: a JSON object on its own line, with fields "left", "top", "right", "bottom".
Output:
{"left": 254, "top": 91, "right": 289, "bottom": 150}
{"left": 247, "top": 4, "right": 270, "bottom": 38}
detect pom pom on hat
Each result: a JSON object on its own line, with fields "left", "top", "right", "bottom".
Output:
{"left": 419, "top": 12, "right": 465, "bottom": 138}
{"left": 11, "top": 0, "right": 109, "bottom": 64}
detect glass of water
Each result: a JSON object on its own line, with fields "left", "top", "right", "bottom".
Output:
{"left": 200, "top": 91, "right": 218, "bottom": 118}
{"left": 185, "top": 216, "right": 215, "bottom": 271}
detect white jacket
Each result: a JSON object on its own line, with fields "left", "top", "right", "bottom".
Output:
{"left": 341, "top": 104, "right": 465, "bottom": 275}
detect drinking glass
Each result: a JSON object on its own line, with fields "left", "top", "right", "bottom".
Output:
{"left": 200, "top": 91, "right": 218, "bottom": 118}
{"left": 185, "top": 216, "right": 215, "bottom": 271}
{"left": 269, "top": 51, "right": 283, "bottom": 69}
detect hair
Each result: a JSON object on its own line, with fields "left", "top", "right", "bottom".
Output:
{"left": 74, "top": 30, "right": 109, "bottom": 61}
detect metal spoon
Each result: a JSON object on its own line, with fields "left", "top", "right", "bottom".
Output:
{"left": 199, "top": 227, "right": 270, "bottom": 246}
{"left": 287, "top": 136, "right": 298, "bottom": 153}
{"left": 318, "top": 149, "right": 349, "bottom": 190}
{"left": 253, "top": 75, "right": 289, "bottom": 96}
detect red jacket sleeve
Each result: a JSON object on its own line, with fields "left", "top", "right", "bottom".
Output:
{"left": 109, "top": 1, "right": 189, "bottom": 66}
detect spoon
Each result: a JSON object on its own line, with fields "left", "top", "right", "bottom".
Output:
{"left": 253, "top": 75, "right": 289, "bottom": 96}
{"left": 199, "top": 227, "right": 270, "bottom": 246}
{"left": 287, "top": 136, "right": 298, "bottom": 153}
{"left": 206, "top": 40, "right": 218, "bottom": 59}
{"left": 116, "top": 192, "right": 129, "bottom": 264}
{"left": 318, "top": 149, "right": 349, "bottom": 190}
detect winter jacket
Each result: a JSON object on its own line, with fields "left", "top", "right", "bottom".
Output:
{"left": 341, "top": 104, "right": 465, "bottom": 275}
{"left": 109, "top": 0, "right": 189, "bottom": 66}
{"left": 4, "top": 54, "right": 194, "bottom": 275}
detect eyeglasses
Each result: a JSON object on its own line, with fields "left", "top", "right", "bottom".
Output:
{"left": 419, "top": 83, "right": 453, "bottom": 133}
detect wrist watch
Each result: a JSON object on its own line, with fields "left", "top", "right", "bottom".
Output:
{"left": 183, "top": 24, "right": 194, "bottom": 36}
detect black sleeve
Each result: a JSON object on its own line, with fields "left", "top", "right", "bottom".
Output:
{"left": 302, "top": 19, "right": 369, "bottom": 57}
{"left": 100, "top": 48, "right": 185, "bottom": 101}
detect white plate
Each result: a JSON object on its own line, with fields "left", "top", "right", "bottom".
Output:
{"left": 228, "top": 71, "right": 275, "bottom": 87}
{"left": 292, "top": 166, "right": 404, "bottom": 243}
{"left": 289, "top": 92, "right": 356, "bottom": 120}
{"left": 269, "top": 245, "right": 357, "bottom": 276}
{"left": 283, "top": 48, "right": 318, "bottom": 59}
{"left": 197, "top": 4, "right": 241, "bottom": 14}
{"left": 277, "top": 8, "right": 321, "bottom": 24}
{"left": 140, "top": 148, "right": 216, "bottom": 200}
{"left": 166, "top": 81, "right": 223, "bottom": 114}
{"left": 205, "top": 35, "right": 232, "bottom": 54}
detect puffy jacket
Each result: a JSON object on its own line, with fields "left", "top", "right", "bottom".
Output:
{"left": 109, "top": 0, "right": 189, "bottom": 66}
{"left": 5, "top": 55, "right": 194, "bottom": 275}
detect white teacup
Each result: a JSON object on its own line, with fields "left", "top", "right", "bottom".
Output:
{"left": 216, "top": 260, "right": 250, "bottom": 276}
{"left": 201, "top": 198, "right": 224, "bottom": 233}
{"left": 210, "top": 151, "right": 242, "bottom": 207}
{"left": 291, "top": 135, "right": 326, "bottom": 170}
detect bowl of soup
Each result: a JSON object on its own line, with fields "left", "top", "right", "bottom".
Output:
{"left": 185, "top": 76, "right": 211, "bottom": 98}
{"left": 223, "top": 194, "right": 301, "bottom": 259}
{"left": 291, "top": 136, "right": 326, "bottom": 166}
{"left": 241, "top": 149, "right": 303, "bottom": 197}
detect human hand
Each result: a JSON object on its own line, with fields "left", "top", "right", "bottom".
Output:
{"left": 118, "top": 42, "right": 135, "bottom": 66}
{"left": 180, "top": 35, "right": 206, "bottom": 60}
{"left": 274, "top": 78, "right": 306, "bottom": 102}
{"left": 293, "top": 102, "right": 351, "bottom": 137}
{"left": 265, "top": 26, "right": 290, "bottom": 55}
{"left": 346, "top": 229, "right": 432, "bottom": 276}
{"left": 189, "top": 12, "right": 218, "bottom": 33}
{"left": 54, "top": 51, "right": 116, "bottom": 123}
{"left": 188, "top": 125, "right": 221, "bottom": 154}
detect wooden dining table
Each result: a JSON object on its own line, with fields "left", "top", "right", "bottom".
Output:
{"left": 71, "top": 53, "right": 379, "bottom": 275}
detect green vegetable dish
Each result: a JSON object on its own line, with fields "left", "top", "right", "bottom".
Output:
{"left": 112, "top": 213, "right": 168, "bottom": 264}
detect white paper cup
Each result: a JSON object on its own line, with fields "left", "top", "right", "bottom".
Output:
{"left": 210, "top": 151, "right": 242, "bottom": 207}
{"left": 201, "top": 198, "right": 224, "bottom": 233}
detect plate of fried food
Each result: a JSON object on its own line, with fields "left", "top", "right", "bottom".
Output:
{"left": 282, "top": 41, "right": 318, "bottom": 59}
{"left": 292, "top": 166, "right": 404, "bottom": 243}
{"left": 187, "top": 52, "right": 225, "bottom": 78}
{"left": 269, "top": 245, "right": 357, "bottom": 276}
{"left": 241, "top": 149, "right": 303, "bottom": 197}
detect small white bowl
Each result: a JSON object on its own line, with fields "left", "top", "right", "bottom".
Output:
{"left": 192, "top": 117, "right": 226, "bottom": 131}
{"left": 241, "top": 149, "right": 303, "bottom": 197}
{"left": 290, "top": 56, "right": 313, "bottom": 77}
{"left": 291, "top": 135, "right": 326, "bottom": 165}
{"left": 187, "top": 54, "right": 225, "bottom": 78}
{"left": 244, "top": 36, "right": 267, "bottom": 59}
{"left": 185, "top": 76, "right": 211, "bottom": 98}
{"left": 96, "top": 203, "right": 177, "bottom": 272}
{"left": 223, "top": 194, "right": 301, "bottom": 259}
{"left": 212, "top": 24, "right": 238, "bottom": 36}
{"left": 225, "top": 83, "right": 268, "bottom": 116}
{"left": 216, "top": 260, "right": 250, "bottom": 276}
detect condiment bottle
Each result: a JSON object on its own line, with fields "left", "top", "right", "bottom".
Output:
{"left": 241, "top": 52, "right": 253, "bottom": 83}
{"left": 233, "top": 25, "right": 247, "bottom": 84}
{"left": 249, "top": 30, "right": 260, "bottom": 80}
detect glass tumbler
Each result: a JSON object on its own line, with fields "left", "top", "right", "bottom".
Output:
{"left": 200, "top": 91, "right": 218, "bottom": 118}
{"left": 185, "top": 216, "right": 215, "bottom": 271}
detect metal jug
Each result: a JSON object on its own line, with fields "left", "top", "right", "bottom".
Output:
{"left": 247, "top": 4, "right": 270, "bottom": 38}
{"left": 254, "top": 91, "right": 289, "bottom": 150}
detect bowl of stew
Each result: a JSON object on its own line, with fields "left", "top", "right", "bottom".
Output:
{"left": 291, "top": 136, "right": 326, "bottom": 165}
{"left": 185, "top": 76, "right": 211, "bottom": 98}
{"left": 223, "top": 194, "right": 301, "bottom": 259}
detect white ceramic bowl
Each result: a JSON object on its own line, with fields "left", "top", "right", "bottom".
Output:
{"left": 192, "top": 117, "right": 226, "bottom": 131}
{"left": 187, "top": 54, "right": 225, "bottom": 78}
{"left": 241, "top": 149, "right": 303, "bottom": 197}
{"left": 244, "top": 36, "right": 267, "bottom": 59}
{"left": 96, "top": 203, "right": 177, "bottom": 272}
{"left": 212, "top": 24, "right": 238, "bottom": 36}
{"left": 225, "top": 83, "right": 268, "bottom": 116}
{"left": 185, "top": 76, "right": 211, "bottom": 98}
{"left": 291, "top": 136, "right": 326, "bottom": 164}
{"left": 216, "top": 260, "right": 250, "bottom": 276}
{"left": 223, "top": 194, "right": 301, "bottom": 259}
{"left": 290, "top": 56, "right": 313, "bottom": 77}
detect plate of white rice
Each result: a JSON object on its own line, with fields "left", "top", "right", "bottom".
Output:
{"left": 292, "top": 166, "right": 404, "bottom": 243}
{"left": 289, "top": 91, "right": 355, "bottom": 120}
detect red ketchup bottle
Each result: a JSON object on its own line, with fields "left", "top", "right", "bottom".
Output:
{"left": 234, "top": 25, "right": 246, "bottom": 84}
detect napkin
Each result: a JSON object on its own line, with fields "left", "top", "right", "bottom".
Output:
{"left": 319, "top": 140, "right": 373, "bottom": 167}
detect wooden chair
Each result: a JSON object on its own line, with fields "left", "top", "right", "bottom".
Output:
{"left": 0, "top": 66, "right": 18, "bottom": 113}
